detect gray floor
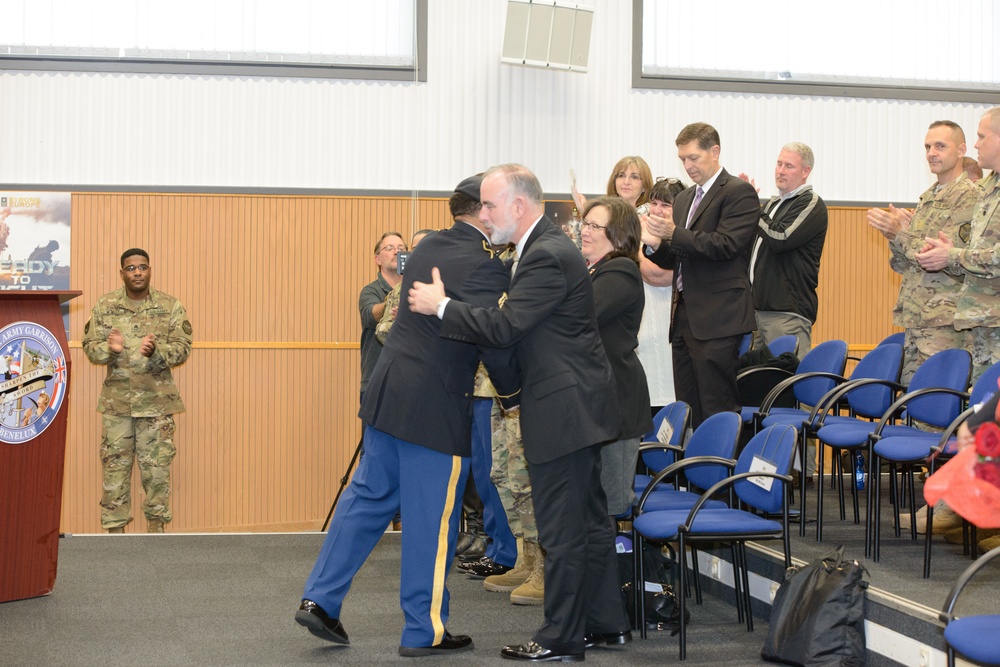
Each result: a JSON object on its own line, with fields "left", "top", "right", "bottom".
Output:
{"left": 2, "top": 472, "right": 997, "bottom": 666}
{"left": 2, "top": 532, "right": 780, "bottom": 666}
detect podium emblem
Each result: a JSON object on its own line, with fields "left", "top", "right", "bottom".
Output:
{"left": 0, "top": 321, "right": 67, "bottom": 444}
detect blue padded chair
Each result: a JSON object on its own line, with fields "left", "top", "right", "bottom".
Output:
{"left": 767, "top": 334, "right": 798, "bottom": 358}
{"left": 868, "top": 348, "right": 971, "bottom": 562}
{"left": 812, "top": 348, "right": 968, "bottom": 552}
{"left": 872, "top": 355, "right": 995, "bottom": 575}
{"left": 757, "top": 343, "right": 903, "bottom": 540}
{"left": 939, "top": 545, "right": 1000, "bottom": 667}
{"left": 635, "top": 401, "right": 692, "bottom": 495}
{"left": 877, "top": 331, "right": 906, "bottom": 348}
{"left": 738, "top": 332, "right": 752, "bottom": 357}
{"left": 741, "top": 339, "right": 848, "bottom": 426}
{"left": 740, "top": 339, "right": 847, "bottom": 534}
{"left": 637, "top": 411, "right": 742, "bottom": 513}
{"left": 630, "top": 411, "right": 741, "bottom": 628}
{"left": 923, "top": 360, "right": 1000, "bottom": 561}
{"left": 633, "top": 424, "right": 798, "bottom": 660}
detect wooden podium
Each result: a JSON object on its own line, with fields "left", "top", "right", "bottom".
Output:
{"left": 0, "top": 290, "right": 80, "bottom": 602}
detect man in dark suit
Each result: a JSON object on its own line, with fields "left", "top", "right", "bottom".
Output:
{"left": 643, "top": 122, "right": 760, "bottom": 426}
{"left": 295, "top": 175, "right": 519, "bottom": 658}
{"left": 409, "top": 164, "right": 631, "bottom": 662}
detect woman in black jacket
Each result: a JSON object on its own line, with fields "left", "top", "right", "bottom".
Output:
{"left": 580, "top": 196, "right": 653, "bottom": 516}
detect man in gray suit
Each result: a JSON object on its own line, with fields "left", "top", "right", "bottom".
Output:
{"left": 410, "top": 164, "right": 630, "bottom": 662}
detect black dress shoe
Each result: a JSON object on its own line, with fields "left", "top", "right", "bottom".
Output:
{"left": 501, "top": 640, "right": 583, "bottom": 662}
{"left": 460, "top": 536, "right": 488, "bottom": 560}
{"left": 583, "top": 630, "right": 632, "bottom": 648}
{"left": 457, "top": 555, "right": 491, "bottom": 571}
{"left": 295, "top": 600, "right": 349, "bottom": 645}
{"left": 399, "top": 631, "right": 473, "bottom": 656}
{"left": 454, "top": 532, "right": 474, "bottom": 555}
{"left": 465, "top": 557, "right": 513, "bottom": 579}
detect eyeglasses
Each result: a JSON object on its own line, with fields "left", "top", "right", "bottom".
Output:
{"left": 655, "top": 177, "right": 682, "bottom": 184}
{"left": 580, "top": 221, "right": 608, "bottom": 232}
{"left": 122, "top": 264, "right": 149, "bottom": 273}
{"left": 379, "top": 245, "right": 407, "bottom": 254}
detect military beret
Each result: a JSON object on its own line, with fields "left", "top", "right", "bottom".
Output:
{"left": 454, "top": 175, "right": 482, "bottom": 201}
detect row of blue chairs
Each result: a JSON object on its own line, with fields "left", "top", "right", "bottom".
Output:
{"left": 748, "top": 339, "right": 998, "bottom": 577}
{"left": 633, "top": 404, "right": 798, "bottom": 660}
{"left": 631, "top": 334, "right": 1000, "bottom": 661}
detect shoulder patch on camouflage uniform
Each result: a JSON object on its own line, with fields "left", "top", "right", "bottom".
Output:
{"left": 959, "top": 222, "right": 971, "bottom": 244}
{"left": 84, "top": 319, "right": 90, "bottom": 335}
{"left": 182, "top": 320, "right": 193, "bottom": 335}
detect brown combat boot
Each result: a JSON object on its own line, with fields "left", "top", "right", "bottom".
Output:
{"left": 107, "top": 526, "right": 125, "bottom": 534}
{"left": 484, "top": 540, "right": 537, "bottom": 592}
{"left": 510, "top": 542, "right": 544, "bottom": 605}
{"left": 147, "top": 519, "right": 165, "bottom": 534}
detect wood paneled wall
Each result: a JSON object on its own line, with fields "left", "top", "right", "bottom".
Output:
{"left": 813, "top": 207, "right": 902, "bottom": 349}
{"left": 60, "top": 194, "right": 899, "bottom": 533}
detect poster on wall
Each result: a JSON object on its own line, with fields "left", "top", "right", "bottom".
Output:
{"left": 0, "top": 192, "right": 72, "bottom": 332}
{"left": 0, "top": 192, "right": 71, "bottom": 291}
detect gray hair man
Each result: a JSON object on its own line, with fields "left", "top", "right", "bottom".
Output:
{"left": 751, "top": 142, "right": 828, "bottom": 358}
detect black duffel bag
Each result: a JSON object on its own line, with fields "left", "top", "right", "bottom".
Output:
{"left": 761, "top": 546, "right": 868, "bottom": 667}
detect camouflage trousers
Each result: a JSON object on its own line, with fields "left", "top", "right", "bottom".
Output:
{"left": 966, "top": 325, "right": 1000, "bottom": 386}
{"left": 902, "top": 326, "right": 968, "bottom": 385}
{"left": 100, "top": 413, "right": 176, "bottom": 529}
{"left": 490, "top": 401, "right": 536, "bottom": 541}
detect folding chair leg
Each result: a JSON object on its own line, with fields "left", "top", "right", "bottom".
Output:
{"left": 874, "top": 452, "right": 884, "bottom": 562}
{"left": 816, "top": 444, "right": 826, "bottom": 541}
{"left": 850, "top": 459, "right": 861, "bottom": 525}
{"left": 635, "top": 533, "right": 647, "bottom": 639}
{"left": 741, "top": 543, "right": 754, "bottom": 632}
{"left": 691, "top": 546, "right": 703, "bottom": 605}
{"left": 797, "top": 435, "right": 808, "bottom": 537}
{"left": 923, "top": 508, "right": 933, "bottom": 579}
{"left": 730, "top": 544, "right": 744, "bottom": 625}
{"left": 678, "top": 534, "right": 688, "bottom": 661}
{"left": 889, "top": 463, "right": 901, "bottom": 538}
{"left": 837, "top": 449, "right": 848, "bottom": 521}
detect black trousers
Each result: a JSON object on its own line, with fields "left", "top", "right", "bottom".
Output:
{"left": 671, "top": 297, "right": 743, "bottom": 427}
{"left": 528, "top": 443, "right": 629, "bottom": 653}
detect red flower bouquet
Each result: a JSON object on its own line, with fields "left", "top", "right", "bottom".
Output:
{"left": 924, "top": 422, "right": 1000, "bottom": 529}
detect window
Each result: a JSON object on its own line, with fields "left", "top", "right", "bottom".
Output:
{"left": 0, "top": 0, "right": 426, "bottom": 81}
{"left": 634, "top": 0, "right": 998, "bottom": 102}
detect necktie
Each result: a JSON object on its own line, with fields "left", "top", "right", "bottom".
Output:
{"left": 676, "top": 186, "right": 704, "bottom": 293}
{"left": 686, "top": 186, "right": 704, "bottom": 228}
{"left": 509, "top": 248, "right": 520, "bottom": 277}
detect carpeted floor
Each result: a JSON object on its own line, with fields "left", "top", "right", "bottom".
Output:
{"left": 2, "top": 532, "right": 781, "bottom": 666}
{"left": 3, "top": 472, "right": 998, "bottom": 666}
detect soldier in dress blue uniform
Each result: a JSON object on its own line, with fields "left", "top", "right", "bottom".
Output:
{"left": 296, "top": 175, "right": 519, "bottom": 657}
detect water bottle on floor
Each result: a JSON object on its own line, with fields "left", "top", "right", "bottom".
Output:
{"left": 854, "top": 452, "right": 866, "bottom": 490}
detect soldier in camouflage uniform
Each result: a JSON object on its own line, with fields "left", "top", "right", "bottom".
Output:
{"left": 82, "top": 248, "right": 192, "bottom": 534}
{"left": 869, "top": 120, "right": 976, "bottom": 384}
{"left": 919, "top": 108, "right": 1000, "bottom": 383}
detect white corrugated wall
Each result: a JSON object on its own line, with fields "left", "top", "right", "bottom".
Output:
{"left": 0, "top": 0, "right": 993, "bottom": 202}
